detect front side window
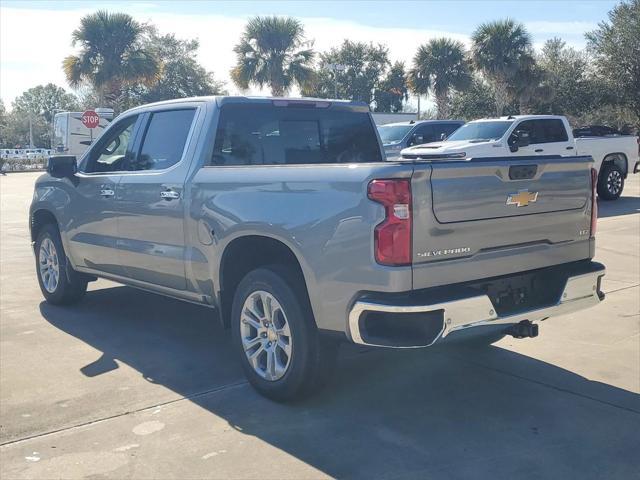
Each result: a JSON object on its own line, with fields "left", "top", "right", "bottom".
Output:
{"left": 129, "top": 109, "right": 196, "bottom": 171}
{"left": 211, "top": 104, "right": 383, "bottom": 166}
{"left": 84, "top": 115, "right": 138, "bottom": 173}
{"left": 413, "top": 124, "right": 435, "bottom": 144}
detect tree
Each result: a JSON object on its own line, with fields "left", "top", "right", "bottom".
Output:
{"left": 63, "top": 11, "right": 160, "bottom": 110}
{"left": 586, "top": 0, "right": 640, "bottom": 124}
{"left": 5, "top": 85, "right": 80, "bottom": 148}
{"left": 508, "top": 58, "right": 550, "bottom": 114}
{"left": 231, "top": 16, "right": 314, "bottom": 96}
{"left": 302, "top": 40, "right": 390, "bottom": 104}
{"left": 374, "top": 61, "right": 408, "bottom": 112}
{"left": 121, "top": 30, "right": 226, "bottom": 110}
{"left": 0, "top": 100, "right": 6, "bottom": 145}
{"left": 11, "top": 84, "right": 79, "bottom": 123}
{"left": 471, "top": 19, "right": 533, "bottom": 115}
{"left": 408, "top": 38, "right": 471, "bottom": 119}
{"left": 535, "top": 38, "right": 599, "bottom": 117}
{"left": 449, "top": 77, "right": 501, "bottom": 120}
{"left": 1, "top": 110, "right": 50, "bottom": 148}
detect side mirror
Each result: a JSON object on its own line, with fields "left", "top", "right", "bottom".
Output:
{"left": 508, "top": 130, "right": 531, "bottom": 152}
{"left": 409, "top": 134, "right": 424, "bottom": 146}
{"left": 440, "top": 133, "right": 447, "bottom": 141}
{"left": 517, "top": 130, "right": 531, "bottom": 147}
{"left": 47, "top": 155, "right": 77, "bottom": 178}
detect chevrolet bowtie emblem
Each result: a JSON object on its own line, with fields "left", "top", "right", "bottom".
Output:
{"left": 506, "top": 190, "right": 538, "bottom": 207}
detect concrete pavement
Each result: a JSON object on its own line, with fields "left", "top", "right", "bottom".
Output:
{"left": 1, "top": 172, "right": 638, "bottom": 479}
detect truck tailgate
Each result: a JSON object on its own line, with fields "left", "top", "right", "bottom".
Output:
{"left": 411, "top": 156, "right": 594, "bottom": 289}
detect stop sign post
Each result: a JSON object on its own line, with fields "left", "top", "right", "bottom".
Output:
{"left": 81, "top": 110, "right": 100, "bottom": 129}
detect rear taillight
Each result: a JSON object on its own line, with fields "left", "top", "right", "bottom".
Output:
{"left": 368, "top": 179, "right": 412, "bottom": 266}
{"left": 590, "top": 167, "right": 598, "bottom": 237}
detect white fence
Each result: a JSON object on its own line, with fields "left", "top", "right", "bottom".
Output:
{"left": 0, "top": 156, "right": 48, "bottom": 172}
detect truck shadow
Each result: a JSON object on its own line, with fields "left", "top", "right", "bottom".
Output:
{"left": 597, "top": 195, "right": 640, "bottom": 218}
{"left": 39, "top": 286, "right": 640, "bottom": 479}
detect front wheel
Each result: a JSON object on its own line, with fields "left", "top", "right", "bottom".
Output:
{"left": 35, "top": 224, "right": 87, "bottom": 305}
{"left": 231, "top": 266, "right": 337, "bottom": 401}
{"left": 597, "top": 163, "right": 624, "bottom": 200}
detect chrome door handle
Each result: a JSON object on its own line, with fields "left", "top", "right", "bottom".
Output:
{"left": 160, "top": 190, "right": 180, "bottom": 200}
{"left": 100, "top": 189, "right": 115, "bottom": 197}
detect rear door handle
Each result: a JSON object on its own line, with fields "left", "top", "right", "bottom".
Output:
{"left": 566, "top": 146, "right": 574, "bottom": 150}
{"left": 100, "top": 189, "right": 115, "bottom": 197}
{"left": 535, "top": 149, "right": 544, "bottom": 153}
{"left": 160, "top": 190, "right": 180, "bottom": 200}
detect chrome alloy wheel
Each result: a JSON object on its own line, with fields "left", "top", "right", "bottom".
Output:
{"left": 39, "top": 237, "right": 60, "bottom": 293}
{"left": 240, "top": 290, "right": 292, "bottom": 381}
{"left": 607, "top": 170, "right": 622, "bottom": 196}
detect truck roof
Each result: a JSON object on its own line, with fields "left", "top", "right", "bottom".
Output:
{"left": 380, "top": 119, "right": 465, "bottom": 127}
{"left": 470, "top": 115, "right": 566, "bottom": 123}
{"left": 123, "top": 96, "right": 371, "bottom": 115}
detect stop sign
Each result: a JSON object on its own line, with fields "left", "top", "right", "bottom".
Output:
{"left": 81, "top": 110, "right": 100, "bottom": 129}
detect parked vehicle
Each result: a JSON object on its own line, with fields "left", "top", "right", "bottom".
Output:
{"left": 401, "top": 115, "right": 640, "bottom": 200}
{"left": 31, "top": 97, "right": 605, "bottom": 400}
{"left": 378, "top": 119, "right": 464, "bottom": 160}
{"left": 52, "top": 109, "right": 113, "bottom": 158}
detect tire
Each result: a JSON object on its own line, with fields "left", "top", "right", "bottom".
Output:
{"left": 35, "top": 223, "right": 87, "bottom": 305}
{"left": 597, "top": 163, "right": 624, "bottom": 200}
{"left": 231, "top": 265, "right": 337, "bottom": 401}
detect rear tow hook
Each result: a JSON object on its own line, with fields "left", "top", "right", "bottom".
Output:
{"left": 506, "top": 320, "right": 539, "bottom": 339}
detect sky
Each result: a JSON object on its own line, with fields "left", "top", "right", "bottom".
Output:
{"left": 0, "top": 0, "right": 619, "bottom": 109}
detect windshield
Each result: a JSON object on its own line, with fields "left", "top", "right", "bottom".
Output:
{"left": 447, "top": 121, "right": 513, "bottom": 142}
{"left": 377, "top": 124, "right": 413, "bottom": 144}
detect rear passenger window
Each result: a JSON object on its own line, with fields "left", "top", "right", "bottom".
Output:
{"left": 518, "top": 119, "right": 568, "bottom": 144}
{"left": 210, "top": 104, "right": 382, "bottom": 166}
{"left": 129, "top": 109, "right": 195, "bottom": 171}
{"left": 539, "top": 119, "right": 569, "bottom": 143}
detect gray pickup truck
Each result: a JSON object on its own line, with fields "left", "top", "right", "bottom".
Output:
{"left": 31, "top": 97, "right": 605, "bottom": 400}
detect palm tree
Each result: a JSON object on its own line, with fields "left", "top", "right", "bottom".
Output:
{"left": 471, "top": 19, "right": 533, "bottom": 116}
{"left": 62, "top": 11, "right": 159, "bottom": 109}
{"left": 509, "top": 58, "right": 552, "bottom": 114}
{"left": 408, "top": 38, "right": 471, "bottom": 119}
{"left": 231, "top": 16, "right": 314, "bottom": 96}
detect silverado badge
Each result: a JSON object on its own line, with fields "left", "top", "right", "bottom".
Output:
{"left": 506, "top": 190, "right": 538, "bottom": 207}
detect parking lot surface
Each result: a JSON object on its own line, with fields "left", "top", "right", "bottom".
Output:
{"left": 1, "top": 172, "right": 639, "bottom": 479}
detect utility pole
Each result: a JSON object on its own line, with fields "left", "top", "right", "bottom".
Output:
{"left": 28, "top": 115, "right": 34, "bottom": 148}
{"left": 326, "top": 63, "right": 346, "bottom": 99}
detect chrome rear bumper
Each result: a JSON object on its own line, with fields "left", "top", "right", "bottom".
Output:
{"left": 348, "top": 265, "right": 605, "bottom": 348}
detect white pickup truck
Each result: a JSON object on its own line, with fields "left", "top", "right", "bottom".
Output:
{"left": 401, "top": 115, "right": 640, "bottom": 200}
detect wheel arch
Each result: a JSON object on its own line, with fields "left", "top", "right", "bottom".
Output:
{"left": 217, "top": 235, "right": 313, "bottom": 329}
{"left": 30, "top": 208, "right": 59, "bottom": 244}
{"left": 601, "top": 152, "right": 629, "bottom": 178}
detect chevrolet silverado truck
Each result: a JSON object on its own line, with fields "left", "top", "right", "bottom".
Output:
{"left": 401, "top": 115, "right": 640, "bottom": 200}
{"left": 31, "top": 97, "right": 605, "bottom": 400}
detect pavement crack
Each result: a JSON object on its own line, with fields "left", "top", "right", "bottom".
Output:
{"left": 604, "top": 284, "right": 640, "bottom": 295}
{"left": 0, "top": 380, "right": 248, "bottom": 448}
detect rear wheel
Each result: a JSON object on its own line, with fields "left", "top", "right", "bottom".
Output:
{"left": 597, "top": 163, "right": 624, "bottom": 200}
{"left": 231, "top": 266, "right": 337, "bottom": 401}
{"left": 35, "top": 224, "right": 87, "bottom": 305}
